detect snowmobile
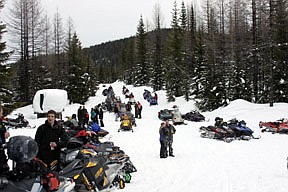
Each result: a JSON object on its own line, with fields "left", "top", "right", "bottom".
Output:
{"left": 259, "top": 118, "right": 288, "bottom": 134}
{"left": 3, "top": 113, "right": 34, "bottom": 129}
{"left": 158, "top": 109, "right": 174, "bottom": 121}
{"left": 59, "top": 138, "right": 136, "bottom": 191}
{"left": 182, "top": 110, "right": 205, "bottom": 122}
{"left": 227, "top": 119, "right": 261, "bottom": 140}
{"left": 149, "top": 97, "right": 158, "bottom": 106}
{"left": 118, "top": 112, "right": 136, "bottom": 132}
{"left": 0, "top": 135, "right": 75, "bottom": 192}
{"left": 118, "top": 115, "right": 133, "bottom": 132}
{"left": 143, "top": 89, "right": 151, "bottom": 100}
{"left": 199, "top": 125, "right": 234, "bottom": 143}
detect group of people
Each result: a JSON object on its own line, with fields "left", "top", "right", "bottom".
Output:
{"left": 159, "top": 120, "right": 176, "bottom": 158}
{"left": 90, "top": 105, "right": 104, "bottom": 127}
{"left": 77, "top": 105, "right": 104, "bottom": 127}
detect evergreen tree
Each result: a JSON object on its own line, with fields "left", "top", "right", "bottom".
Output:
{"left": 166, "top": 1, "right": 185, "bottom": 101}
{"left": 134, "top": 15, "right": 148, "bottom": 86}
{"left": 151, "top": 3, "right": 165, "bottom": 91}
{"left": 0, "top": 0, "right": 13, "bottom": 104}
{"left": 66, "top": 33, "right": 95, "bottom": 104}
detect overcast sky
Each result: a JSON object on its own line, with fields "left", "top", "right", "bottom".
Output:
{"left": 1, "top": 0, "right": 200, "bottom": 48}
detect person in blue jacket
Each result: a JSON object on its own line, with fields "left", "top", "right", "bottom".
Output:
{"left": 159, "top": 122, "right": 168, "bottom": 158}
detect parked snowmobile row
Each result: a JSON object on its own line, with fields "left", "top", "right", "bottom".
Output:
{"left": 0, "top": 135, "right": 75, "bottom": 192}
{"left": 0, "top": 125, "right": 137, "bottom": 191}
{"left": 200, "top": 117, "right": 260, "bottom": 143}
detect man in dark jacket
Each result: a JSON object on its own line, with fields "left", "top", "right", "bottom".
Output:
{"left": 164, "top": 120, "right": 176, "bottom": 157}
{"left": 0, "top": 106, "right": 10, "bottom": 173}
{"left": 35, "top": 110, "right": 69, "bottom": 166}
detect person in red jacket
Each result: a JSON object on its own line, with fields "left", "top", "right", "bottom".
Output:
{"left": 137, "top": 101, "right": 143, "bottom": 119}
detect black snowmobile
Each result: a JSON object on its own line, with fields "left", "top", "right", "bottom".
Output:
{"left": 58, "top": 137, "right": 137, "bottom": 191}
{"left": 3, "top": 113, "right": 34, "bottom": 129}
{"left": 199, "top": 117, "right": 236, "bottom": 143}
{"left": 0, "top": 135, "right": 75, "bottom": 192}
{"left": 182, "top": 110, "right": 205, "bottom": 122}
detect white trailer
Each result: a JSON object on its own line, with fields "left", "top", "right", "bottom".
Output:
{"left": 32, "top": 89, "right": 68, "bottom": 119}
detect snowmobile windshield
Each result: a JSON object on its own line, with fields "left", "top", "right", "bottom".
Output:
{"left": 7, "top": 135, "right": 38, "bottom": 163}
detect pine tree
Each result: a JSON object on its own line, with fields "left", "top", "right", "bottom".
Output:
{"left": 0, "top": 0, "right": 13, "bottom": 104}
{"left": 66, "top": 33, "right": 95, "bottom": 104}
{"left": 134, "top": 15, "right": 148, "bottom": 86}
{"left": 166, "top": 1, "right": 185, "bottom": 101}
{"left": 151, "top": 3, "right": 165, "bottom": 91}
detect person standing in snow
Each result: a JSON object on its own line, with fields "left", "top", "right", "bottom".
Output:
{"left": 154, "top": 92, "right": 158, "bottom": 104}
{"left": 134, "top": 102, "right": 139, "bottom": 118}
{"left": 164, "top": 120, "right": 176, "bottom": 157}
{"left": 77, "top": 106, "right": 82, "bottom": 125}
{"left": 35, "top": 110, "right": 69, "bottom": 167}
{"left": 0, "top": 106, "right": 10, "bottom": 173}
{"left": 99, "top": 108, "right": 104, "bottom": 127}
{"left": 90, "top": 108, "right": 96, "bottom": 123}
{"left": 137, "top": 101, "right": 142, "bottom": 119}
{"left": 159, "top": 122, "right": 168, "bottom": 158}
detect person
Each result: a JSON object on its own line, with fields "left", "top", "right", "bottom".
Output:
{"left": 90, "top": 108, "right": 96, "bottom": 123}
{"left": 137, "top": 101, "right": 142, "bottom": 119}
{"left": 0, "top": 106, "right": 10, "bottom": 173}
{"left": 70, "top": 114, "right": 80, "bottom": 130}
{"left": 164, "top": 120, "right": 176, "bottom": 157}
{"left": 77, "top": 106, "right": 82, "bottom": 124}
{"left": 99, "top": 108, "right": 104, "bottom": 127}
{"left": 34, "top": 110, "right": 69, "bottom": 167}
{"left": 134, "top": 102, "right": 139, "bottom": 118}
{"left": 125, "top": 102, "right": 132, "bottom": 112}
{"left": 159, "top": 122, "right": 168, "bottom": 158}
{"left": 114, "top": 104, "right": 120, "bottom": 121}
{"left": 94, "top": 105, "right": 99, "bottom": 124}
{"left": 82, "top": 106, "right": 89, "bottom": 125}
{"left": 154, "top": 92, "right": 158, "bottom": 104}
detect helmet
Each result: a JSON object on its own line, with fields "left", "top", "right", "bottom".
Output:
{"left": 7, "top": 136, "right": 38, "bottom": 163}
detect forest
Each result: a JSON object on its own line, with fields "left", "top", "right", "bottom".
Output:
{"left": 0, "top": 0, "right": 287, "bottom": 114}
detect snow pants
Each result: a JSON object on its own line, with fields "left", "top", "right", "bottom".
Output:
{"left": 160, "top": 141, "right": 168, "bottom": 158}
{"left": 167, "top": 140, "right": 173, "bottom": 156}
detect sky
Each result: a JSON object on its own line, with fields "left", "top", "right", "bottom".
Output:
{"left": 1, "top": 0, "right": 200, "bottom": 48}
{"left": 6, "top": 80, "right": 288, "bottom": 192}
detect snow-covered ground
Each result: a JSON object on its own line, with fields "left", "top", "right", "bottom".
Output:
{"left": 7, "top": 81, "right": 288, "bottom": 192}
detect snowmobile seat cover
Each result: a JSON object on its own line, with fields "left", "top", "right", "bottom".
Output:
{"left": 7, "top": 135, "right": 38, "bottom": 163}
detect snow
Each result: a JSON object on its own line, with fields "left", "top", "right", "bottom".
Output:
{"left": 6, "top": 80, "right": 288, "bottom": 192}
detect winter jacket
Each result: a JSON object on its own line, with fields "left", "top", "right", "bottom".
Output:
{"left": 35, "top": 120, "right": 69, "bottom": 165}
{"left": 91, "top": 122, "right": 101, "bottom": 132}
{"left": 99, "top": 109, "right": 104, "bottom": 120}
{"left": 159, "top": 127, "right": 168, "bottom": 142}
{"left": 165, "top": 124, "right": 176, "bottom": 141}
{"left": 0, "top": 118, "right": 7, "bottom": 145}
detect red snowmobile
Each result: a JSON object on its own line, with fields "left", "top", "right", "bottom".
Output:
{"left": 259, "top": 118, "right": 288, "bottom": 134}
